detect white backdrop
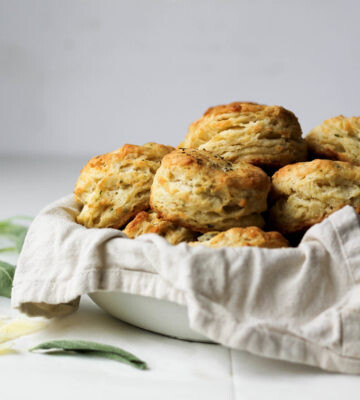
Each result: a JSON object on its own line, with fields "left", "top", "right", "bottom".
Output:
{"left": 1, "top": 0, "right": 359, "bottom": 157}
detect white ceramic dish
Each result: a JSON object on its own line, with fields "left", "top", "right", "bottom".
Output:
{"left": 89, "top": 291, "right": 211, "bottom": 342}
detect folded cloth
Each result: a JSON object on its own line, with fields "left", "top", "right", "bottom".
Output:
{"left": 12, "top": 194, "right": 360, "bottom": 374}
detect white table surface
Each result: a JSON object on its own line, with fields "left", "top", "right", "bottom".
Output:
{"left": 1, "top": 155, "right": 360, "bottom": 399}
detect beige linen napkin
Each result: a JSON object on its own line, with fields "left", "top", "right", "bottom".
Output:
{"left": 12, "top": 195, "right": 360, "bottom": 374}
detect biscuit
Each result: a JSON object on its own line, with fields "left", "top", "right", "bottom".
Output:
{"left": 189, "top": 227, "right": 289, "bottom": 248}
{"left": 180, "top": 102, "right": 307, "bottom": 167}
{"left": 306, "top": 115, "right": 360, "bottom": 165}
{"left": 269, "top": 159, "right": 360, "bottom": 234}
{"left": 74, "top": 142, "right": 174, "bottom": 228}
{"left": 123, "top": 211, "right": 197, "bottom": 245}
{"left": 150, "top": 148, "right": 270, "bottom": 232}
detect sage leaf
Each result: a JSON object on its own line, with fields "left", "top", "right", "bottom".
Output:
{"left": 0, "top": 261, "right": 15, "bottom": 298}
{"left": 30, "top": 340, "right": 148, "bottom": 370}
{"left": 0, "top": 247, "right": 16, "bottom": 253}
{"left": 0, "top": 216, "right": 32, "bottom": 253}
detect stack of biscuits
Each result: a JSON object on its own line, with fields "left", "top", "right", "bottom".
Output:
{"left": 74, "top": 102, "right": 360, "bottom": 249}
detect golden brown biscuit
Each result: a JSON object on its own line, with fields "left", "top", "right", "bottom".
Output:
{"left": 306, "top": 115, "right": 360, "bottom": 165}
{"left": 269, "top": 159, "right": 360, "bottom": 234}
{"left": 74, "top": 143, "right": 174, "bottom": 228}
{"left": 189, "top": 227, "right": 289, "bottom": 248}
{"left": 196, "top": 231, "right": 219, "bottom": 242}
{"left": 150, "top": 148, "right": 270, "bottom": 232}
{"left": 180, "top": 102, "right": 307, "bottom": 167}
{"left": 123, "top": 211, "right": 197, "bottom": 245}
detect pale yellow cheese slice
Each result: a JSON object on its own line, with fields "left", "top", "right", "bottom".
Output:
{"left": 0, "top": 342, "right": 13, "bottom": 355}
{"left": 0, "top": 315, "right": 10, "bottom": 327}
{"left": 0, "top": 318, "right": 47, "bottom": 344}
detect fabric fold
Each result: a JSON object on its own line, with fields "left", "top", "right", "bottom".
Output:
{"left": 11, "top": 194, "right": 360, "bottom": 374}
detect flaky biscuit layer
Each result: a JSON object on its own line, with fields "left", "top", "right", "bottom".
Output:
{"left": 180, "top": 102, "right": 307, "bottom": 167}
{"left": 306, "top": 115, "right": 360, "bottom": 165}
{"left": 74, "top": 142, "right": 174, "bottom": 228}
{"left": 123, "top": 211, "right": 197, "bottom": 245}
{"left": 269, "top": 159, "right": 360, "bottom": 233}
{"left": 189, "top": 226, "right": 289, "bottom": 248}
{"left": 150, "top": 148, "right": 269, "bottom": 232}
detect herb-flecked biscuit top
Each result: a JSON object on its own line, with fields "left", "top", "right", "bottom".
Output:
{"left": 123, "top": 211, "right": 197, "bottom": 245}
{"left": 150, "top": 148, "right": 270, "bottom": 232}
{"left": 179, "top": 102, "right": 307, "bottom": 167}
{"left": 74, "top": 142, "right": 174, "bottom": 228}
{"left": 189, "top": 227, "right": 289, "bottom": 248}
{"left": 306, "top": 115, "right": 360, "bottom": 165}
{"left": 269, "top": 159, "right": 360, "bottom": 234}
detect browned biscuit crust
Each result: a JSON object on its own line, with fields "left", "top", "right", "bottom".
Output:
{"left": 306, "top": 115, "right": 360, "bottom": 165}
{"left": 74, "top": 142, "right": 174, "bottom": 228}
{"left": 150, "top": 148, "right": 270, "bottom": 232}
{"left": 269, "top": 159, "right": 360, "bottom": 234}
{"left": 123, "top": 211, "right": 197, "bottom": 245}
{"left": 189, "top": 226, "right": 289, "bottom": 248}
{"left": 180, "top": 102, "right": 307, "bottom": 167}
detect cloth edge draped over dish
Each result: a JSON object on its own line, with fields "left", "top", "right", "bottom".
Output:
{"left": 11, "top": 194, "right": 360, "bottom": 374}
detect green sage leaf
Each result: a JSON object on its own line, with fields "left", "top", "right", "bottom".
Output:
{"left": 0, "top": 247, "right": 16, "bottom": 253}
{"left": 0, "top": 261, "right": 16, "bottom": 298}
{"left": 0, "top": 216, "right": 32, "bottom": 253}
{"left": 30, "top": 339, "right": 148, "bottom": 370}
